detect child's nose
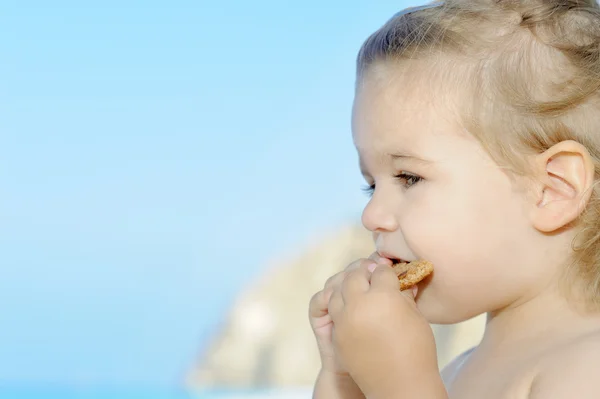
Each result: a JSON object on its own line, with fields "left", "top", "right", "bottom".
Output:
{"left": 361, "top": 195, "right": 399, "bottom": 233}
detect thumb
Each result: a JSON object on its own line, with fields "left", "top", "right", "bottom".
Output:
{"left": 400, "top": 284, "right": 419, "bottom": 302}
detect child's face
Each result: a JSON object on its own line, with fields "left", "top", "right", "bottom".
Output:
{"left": 352, "top": 70, "right": 551, "bottom": 323}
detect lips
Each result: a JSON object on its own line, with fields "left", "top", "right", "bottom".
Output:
{"left": 377, "top": 251, "right": 410, "bottom": 265}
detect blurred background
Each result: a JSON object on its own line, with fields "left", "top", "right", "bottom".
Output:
{"left": 1, "top": 1, "right": 485, "bottom": 398}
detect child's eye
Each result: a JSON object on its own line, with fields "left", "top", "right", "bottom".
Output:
{"left": 396, "top": 172, "right": 422, "bottom": 188}
{"left": 361, "top": 183, "right": 376, "bottom": 197}
{"left": 361, "top": 173, "right": 421, "bottom": 197}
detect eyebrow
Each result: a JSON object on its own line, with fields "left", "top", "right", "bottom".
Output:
{"left": 359, "top": 152, "right": 432, "bottom": 176}
{"left": 388, "top": 152, "right": 432, "bottom": 163}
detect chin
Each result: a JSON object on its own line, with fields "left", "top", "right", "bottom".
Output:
{"left": 416, "top": 288, "right": 485, "bottom": 325}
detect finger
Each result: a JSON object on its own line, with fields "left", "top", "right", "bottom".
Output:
{"left": 324, "top": 272, "right": 346, "bottom": 290}
{"left": 309, "top": 288, "right": 333, "bottom": 320}
{"left": 324, "top": 259, "right": 372, "bottom": 291}
{"left": 328, "top": 287, "right": 345, "bottom": 322}
{"left": 368, "top": 251, "right": 393, "bottom": 266}
{"left": 344, "top": 257, "right": 374, "bottom": 272}
{"left": 369, "top": 264, "right": 401, "bottom": 292}
{"left": 341, "top": 263, "right": 372, "bottom": 301}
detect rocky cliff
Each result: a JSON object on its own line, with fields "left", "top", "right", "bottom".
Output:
{"left": 186, "top": 224, "right": 485, "bottom": 389}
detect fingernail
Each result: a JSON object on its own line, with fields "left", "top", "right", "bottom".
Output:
{"left": 377, "top": 256, "right": 392, "bottom": 265}
{"left": 368, "top": 263, "right": 378, "bottom": 273}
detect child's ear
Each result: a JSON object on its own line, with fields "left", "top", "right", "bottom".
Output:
{"left": 530, "top": 140, "right": 595, "bottom": 233}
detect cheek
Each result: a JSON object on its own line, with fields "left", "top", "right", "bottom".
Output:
{"left": 400, "top": 174, "right": 531, "bottom": 321}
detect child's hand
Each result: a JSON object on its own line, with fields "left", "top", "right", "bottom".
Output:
{"left": 328, "top": 263, "right": 446, "bottom": 398}
{"left": 309, "top": 253, "right": 391, "bottom": 376}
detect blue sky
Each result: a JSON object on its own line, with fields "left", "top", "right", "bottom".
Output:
{"left": 1, "top": 0, "right": 419, "bottom": 391}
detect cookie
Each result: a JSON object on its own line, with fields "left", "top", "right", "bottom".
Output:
{"left": 392, "top": 260, "right": 434, "bottom": 290}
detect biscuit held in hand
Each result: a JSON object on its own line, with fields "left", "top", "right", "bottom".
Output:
{"left": 392, "top": 260, "right": 434, "bottom": 290}
{"left": 329, "top": 261, "right": 443, "bottom": 398}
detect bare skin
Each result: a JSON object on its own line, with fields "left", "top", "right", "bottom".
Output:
{"left": 442, "top": 292, "right": 600, "bottom": 398}
{"left": 311, "top": 59, "right": 600, "bottom": 398}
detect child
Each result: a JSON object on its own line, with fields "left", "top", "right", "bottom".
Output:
{"left": 309, "top": 0, "right": 600, "bottom": 398}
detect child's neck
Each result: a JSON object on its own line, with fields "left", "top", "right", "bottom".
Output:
{"left": 481, "top": 289, "right": 600, "bottom": 352}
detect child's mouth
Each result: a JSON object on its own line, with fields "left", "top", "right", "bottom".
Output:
{"left": 384, "top": 257, "right": 425, "bottom": 298}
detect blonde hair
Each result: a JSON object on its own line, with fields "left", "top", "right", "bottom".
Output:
{"left": 356, "top": 0, "right": 600, "bottom": 307}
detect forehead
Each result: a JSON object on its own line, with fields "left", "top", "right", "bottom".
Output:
{"left": 351, "top": 64, "right": 468, "bottom": 160}
{"left": 353, "top": 72, "right": 453, "bottom": 154}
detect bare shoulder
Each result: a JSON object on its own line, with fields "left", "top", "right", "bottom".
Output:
{"left": 440, "top": 346, "right": 475, "bottom": 386}
{"left": 530, "top": 331, "right": 600, "bottom": 398}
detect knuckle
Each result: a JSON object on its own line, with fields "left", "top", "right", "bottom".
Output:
{"left": 324, "top": 276, "right": 335, "bottom": 288}
{"left": 308, "top": 291, "right": 321, "bottom": 310}
{"left": 344, "top": 258, "right": 368, "bottom": 271}
{"left": 328, "top": 298, "right": 341, "bottom": 316}
{"left": 329, "top": 287, "right": 342, "bottom": 302}
{"left": 324, "top": 272, "right": 343, "bottom": 289}
{"left": 347, "top": 265, "right": 362, "bottom": 278}
{"left": 340, "top": 272, "right": 354, "bottom": 291}
{"left": 309, "top": 289, "right": 326, "bottom": 307}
